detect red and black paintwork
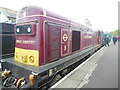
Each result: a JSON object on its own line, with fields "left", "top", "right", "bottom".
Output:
{"left": 1, "top": 6, "right": 102, "bottom": 89}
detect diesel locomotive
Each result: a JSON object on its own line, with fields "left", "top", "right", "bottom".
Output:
{"left": 0, "top": 23, "right": 15, "bottom": 59}
{"left": 1, "top": 6, "right": 102, "bottom": 89}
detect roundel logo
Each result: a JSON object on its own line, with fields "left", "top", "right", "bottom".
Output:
{"left": 62, "top": 34, "right": 68, "bottom": 41}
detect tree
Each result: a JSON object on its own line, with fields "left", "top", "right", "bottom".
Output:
{"left": 84, "top": 18, "right": 92, "bottom": 26}
{"left": 109, "top": 29, "right": 119, "bottom": 36}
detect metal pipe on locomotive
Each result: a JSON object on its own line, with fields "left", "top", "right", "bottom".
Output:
{"left": 1, "top": 6, "right": 102, "bottom": 89}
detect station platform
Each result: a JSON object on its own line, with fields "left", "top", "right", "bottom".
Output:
{"left": 50, "top": 42, "right": 118, "bottom": 88}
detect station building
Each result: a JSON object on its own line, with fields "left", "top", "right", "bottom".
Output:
{"left": 0, "top": 7, "right": 17, "bottom": 24}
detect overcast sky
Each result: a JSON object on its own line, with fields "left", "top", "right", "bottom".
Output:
{"left": 0, "top": 0, "right": 119, "bottom": 32}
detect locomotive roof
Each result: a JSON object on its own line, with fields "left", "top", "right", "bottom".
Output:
{"left": 17, "top": 6, "right": 101, "bottom": 32}
{"left": 17, "top": 6, "right": 69, "bottom": 22}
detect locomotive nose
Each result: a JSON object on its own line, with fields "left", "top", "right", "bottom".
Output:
{"left": 14, "top": 48, "right": 39, "bottom": 66}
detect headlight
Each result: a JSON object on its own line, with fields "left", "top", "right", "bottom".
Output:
{"left": 27, "top": 27, "right": 31, "bottom": 32}
{"left": 29, "top": 56, "right": 35, "bottom": 63}
{"left": 21, "top": 56, "right": 25, "bottom": 61}
{"left": 16, "top": 28, "right": 20, "bottom": 32}
{"left": 28, "top": 56, "right": 37, "bottom": 66}
{"left": 28, "top": 54, "right": 38, "bottom": 66}
{"left": 21, "top": 56, "right": 27, "bottom": 62}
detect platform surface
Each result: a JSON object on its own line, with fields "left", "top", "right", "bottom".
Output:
{"left": 51, "top": 42, "right": 118, "bottom": 88}
{"left": 82, "top": 42, "right": 118, "bottom": 88}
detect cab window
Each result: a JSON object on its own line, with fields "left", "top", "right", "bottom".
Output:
{"left": 16, "top": 24, "right": 32, "bottom": 34}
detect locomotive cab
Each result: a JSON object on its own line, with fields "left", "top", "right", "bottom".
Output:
{"left": 14, "top": 6, "right": 43, "bottom": 66}
{"left": 15, "top": 23, "right": 40, "bottom": 66}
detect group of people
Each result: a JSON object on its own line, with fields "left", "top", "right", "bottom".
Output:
{"left": 104, "top": 36, "right": 118, "bottom": 46}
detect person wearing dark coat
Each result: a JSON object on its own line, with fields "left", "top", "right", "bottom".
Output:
{"left": 112, "top": 36, "right": 117, "bottom": 45}
{"left": 104, "top": 36, "right": 110, "bottom": 46}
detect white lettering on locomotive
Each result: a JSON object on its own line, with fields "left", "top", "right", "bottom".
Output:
{"left": 16, "top": 40, "right": 35, "bottom": 44}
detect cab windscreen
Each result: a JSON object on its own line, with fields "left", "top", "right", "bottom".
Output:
{"left": 16, "top": 25, "right": 32, "bottom": 34}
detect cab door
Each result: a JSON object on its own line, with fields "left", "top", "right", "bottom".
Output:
{"left": 61, "top": 28, "right": 69, "bottom": 56}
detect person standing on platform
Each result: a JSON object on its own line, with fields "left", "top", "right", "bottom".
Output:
{"left": 104, "top": 36, "right": 110, "bottom": 46}
{"left": 118, "top": 36, "right": 120, "bottom": 41}
{"left": 112, "top": 36, "right": 118, "bottom": 45}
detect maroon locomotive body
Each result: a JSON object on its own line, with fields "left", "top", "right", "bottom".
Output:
{"left": 1, "top": 6, "right": 102, "bottom": 89}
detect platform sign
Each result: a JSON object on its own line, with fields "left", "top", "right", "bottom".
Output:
{"left": 61, "top": 29, "right": 69, "bottom": 56}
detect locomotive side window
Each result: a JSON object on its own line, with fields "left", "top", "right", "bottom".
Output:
{"left": 16, "top": 24, "right": 32, "bottom": 34}
{"left": 72, "top": 31, "right": 80, "bottom": 52}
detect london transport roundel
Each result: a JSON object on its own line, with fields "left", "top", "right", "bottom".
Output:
{"left": 62, "top": 34, "right": 68, "bottom": 41}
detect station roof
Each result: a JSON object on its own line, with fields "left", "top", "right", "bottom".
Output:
{"left": 0, "top": 7, "right": 17, "bottom": 18}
